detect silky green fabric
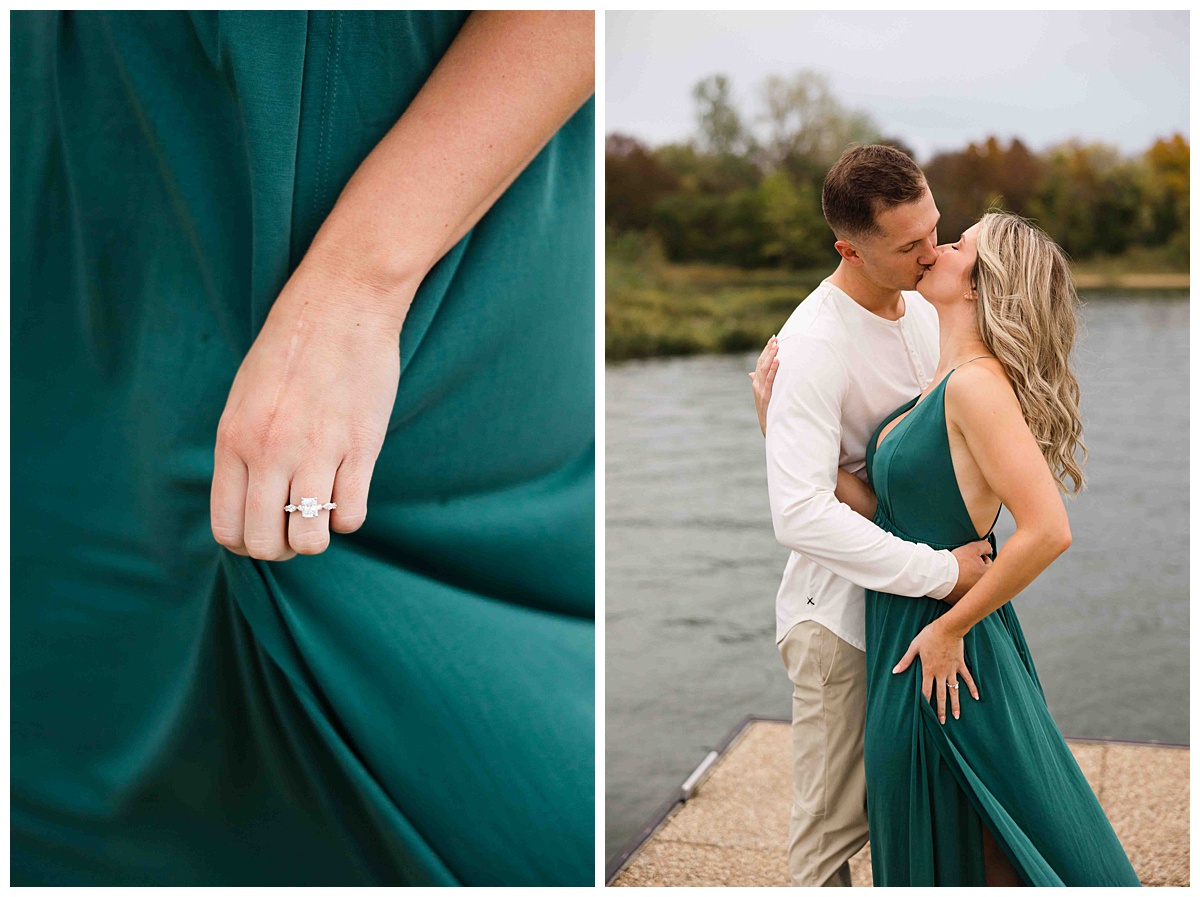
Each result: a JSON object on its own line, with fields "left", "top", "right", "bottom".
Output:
{"left": 12, "top": 11, "right": 594, "bottom": 886}
{"left": 862, "top": 364, "right": 1139, "bottom": 886}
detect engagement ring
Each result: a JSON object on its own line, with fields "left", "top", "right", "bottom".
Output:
{"left": 285, "top": 497, "right": 337, "bottom": 518}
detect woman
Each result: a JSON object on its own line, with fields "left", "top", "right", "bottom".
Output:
{"left": 12, "top": 11, "right": 593, "bottom": 886}
{"left": 752, "top": 211, "right": 1139, "bottom": 886}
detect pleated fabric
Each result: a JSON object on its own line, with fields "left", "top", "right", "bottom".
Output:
{"left": 11, "top": 11, "right": 594, "bottom": 886}
{"left": 861, "top": 366, "right": 1140, "bottom": 886}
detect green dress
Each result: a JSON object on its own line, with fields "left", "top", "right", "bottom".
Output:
{"left": 11, "top": 11, "right": 594, "bottom": 887}
{"left": 862, "top": 361, "right": 1140, "bottom": 886}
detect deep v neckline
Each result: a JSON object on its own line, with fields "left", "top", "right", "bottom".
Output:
{"left": 874, "top": 379, "right": 943, "bottom": 455}
{"left": 874, "top": 356, "right": 995, "bottom": 455}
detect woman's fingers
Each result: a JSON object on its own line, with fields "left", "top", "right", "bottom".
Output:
{"left": 754, "top": 338, "right": 773, "bottom": 373}
{"left": 892, "top": 640, "right": 918, "bottom": 674}
{"left": 244, "top": 467, "right": 297, "bottom": 561}
{"left": 288, "top": 463, "right": 338, "bottom": 555}
{"left": 935, "top": 676, "right": 947, "bottom": 724}
{"left": 948, "top": 677, "right": 961, "bottom": 720}
{"left": 959, "top": 663, "right": 980, "bottom": 701}
{"left": 213, "top": 450, "right": 360, "bottom": 560}
{"left": 329, "top": 451, "right": 377, "bottom": 534}
{"left": 752, "top": 337, "right": 777, "bottom": 381}
{"left": 211, "top": 440, "right": 251, "bottom": 555}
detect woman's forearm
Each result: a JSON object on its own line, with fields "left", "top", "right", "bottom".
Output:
{"left": 933, "top": 527, "right": 1070, "bottom": 638}
{"left": 836, "top": 469, "right": 877, "bottom": 519}
{"left": 302, "top": 10, "right": 595, "bottom": 319}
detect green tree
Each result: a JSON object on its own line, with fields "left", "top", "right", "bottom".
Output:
{"left": 1030, "top": 142, "right": 1143, "bottom": 258}
{"left": 653, "top": 189, "right": 765, "bottom": 266}
{"left": 755, "top": 171, "right": 828, "bottom": 269}
{"left": 653, "top": 142, "right": 760, "bottom": 196}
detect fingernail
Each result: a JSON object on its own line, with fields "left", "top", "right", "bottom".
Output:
{"left": 953, "top": 711, "right": 959, "bottom": 719}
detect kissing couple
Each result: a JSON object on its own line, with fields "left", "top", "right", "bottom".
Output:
{"left": 751, "top": 145, "right": 1140, "bottom": 887}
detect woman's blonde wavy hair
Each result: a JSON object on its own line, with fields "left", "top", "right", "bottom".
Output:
{"left": 971, "top": 211, "right": 1087, "bottom": 496}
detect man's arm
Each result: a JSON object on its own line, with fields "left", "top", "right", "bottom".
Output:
{"left": 765, "top": 333, "right": 959, "bottom": 598}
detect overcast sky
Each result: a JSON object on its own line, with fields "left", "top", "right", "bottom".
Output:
{"left": 606, "top": 11, "right": 1189, "bottom": 161}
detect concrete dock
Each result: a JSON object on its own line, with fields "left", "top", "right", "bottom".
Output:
{"left": 610, "top": 718, "right": 1189, "bottom": 887}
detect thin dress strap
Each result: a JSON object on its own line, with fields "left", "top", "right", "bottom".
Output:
{"left": 953, "top": 354, "right": 994, "bottom": 370}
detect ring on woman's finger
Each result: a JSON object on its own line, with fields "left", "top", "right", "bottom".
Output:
{"left": 947, "top": 681, "right": 959, "bottom": 689}
{"left": 285, "top": 496, "right": 337, "bottom": 517}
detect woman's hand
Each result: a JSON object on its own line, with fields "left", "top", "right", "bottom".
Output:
{"left": 207, "top": 11, "right": 594, "bottom": 562}
{"left": 210, "top": 257, "right": 409, "bottom": 560}
{"left": 892, "top": 618, "right": 980, "bottom": 724}
{"left": 750, "top": 335, "right": 779, "bottom": 436}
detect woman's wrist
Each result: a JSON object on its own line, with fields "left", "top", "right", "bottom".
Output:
{"left": 306, "top": 196, "right": 433, "bottom": 295}
{"left": 283, "top": 236, "right": 421, "bottom": 339}
{"left": 933, "top": 610, "right": 971, "bottom": 640}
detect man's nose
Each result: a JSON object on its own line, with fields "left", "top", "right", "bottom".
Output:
{"left": 917, "top": 241, "right": 941, "bottom": 266}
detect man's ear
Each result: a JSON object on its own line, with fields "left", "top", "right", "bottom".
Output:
{"left": 834, "top": 238, "right": 864, "bottom": 267}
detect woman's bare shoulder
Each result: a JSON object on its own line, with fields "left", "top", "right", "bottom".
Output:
{"left": 944, "top": 357, "right": 1024, "bottom": 432}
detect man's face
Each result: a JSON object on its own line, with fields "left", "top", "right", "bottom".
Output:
{"left": 852, "top": 187, "right": 941, "bottom": 292}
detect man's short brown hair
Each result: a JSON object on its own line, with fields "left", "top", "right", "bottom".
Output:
{"left": 822, "top": 145, "right": 927, "bottom": 241}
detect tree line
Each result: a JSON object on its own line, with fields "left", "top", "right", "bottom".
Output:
{"left": 607, "top": 72, "right": 1188, "bottom": 270}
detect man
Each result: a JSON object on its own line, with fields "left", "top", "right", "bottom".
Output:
{"left": 753, "top": 145, "right": 993, "bottom": 887}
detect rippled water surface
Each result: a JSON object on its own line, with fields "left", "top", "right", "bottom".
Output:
{"left": 605, "top": 293, "right": 1189, "bottom": 862}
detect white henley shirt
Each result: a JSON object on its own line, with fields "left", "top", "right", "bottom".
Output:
{"left": 765, "top": 279, "right": 959, "bottom": 651}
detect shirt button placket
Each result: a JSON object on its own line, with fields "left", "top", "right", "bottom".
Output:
{"left": 899, "top": 320, "right": 922, "bottom": 382}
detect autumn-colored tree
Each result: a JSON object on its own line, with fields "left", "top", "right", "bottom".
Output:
{"left": 1140, "top": 133, "right": 1188, "bottom": 261}
{"left": 605, "top": 74, "right": 1187, "bottom": 269}
{"left": 924, "top": 137, "right": 1044, "bottom": 242}
{"left": 606, "top": 133, "right": 680, "bottom": 232}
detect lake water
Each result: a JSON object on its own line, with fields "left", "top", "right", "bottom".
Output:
{"left": 604, "top": 292, "right": 1189, "bottom": 863}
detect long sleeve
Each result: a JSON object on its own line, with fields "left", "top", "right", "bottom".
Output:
{"left": 764, "top": 332, "right": 958, "bottom": 599}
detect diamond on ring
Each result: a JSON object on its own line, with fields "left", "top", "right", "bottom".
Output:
{"left": 284, "top": 496, "right": 337, "bottom": 518}
{"left": 947, "top": 682, "right": 959, "bottom": 689}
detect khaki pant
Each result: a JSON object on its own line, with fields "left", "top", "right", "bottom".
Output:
{"left": 779, "top": 620, "right": 869, "bottom": 887}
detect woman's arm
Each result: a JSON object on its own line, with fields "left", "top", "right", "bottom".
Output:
{"left": 930, "top": 364, "right": 1072, "bottom": 637}
{"left": 304, "top": 10, "right": 596, "bottom": 326}
{"left": 836, "top": 469, "right": 877, "bottom": 519}
{"left": 892, "top": 363, "right": 1070, "bottom": 723}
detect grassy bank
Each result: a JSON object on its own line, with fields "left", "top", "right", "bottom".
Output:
{"left": 606, "top": 238, "right": 1188, "bottom": 361}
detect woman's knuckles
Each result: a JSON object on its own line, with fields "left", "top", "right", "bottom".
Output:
{"left": 290, "top": 531, "right": 331, "bottom": 555}
{"left": 243, "top": 536, "right": 291, "bottom": 560}
{"left": 330, "top": 508, "right": 367, "bottom": 533}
